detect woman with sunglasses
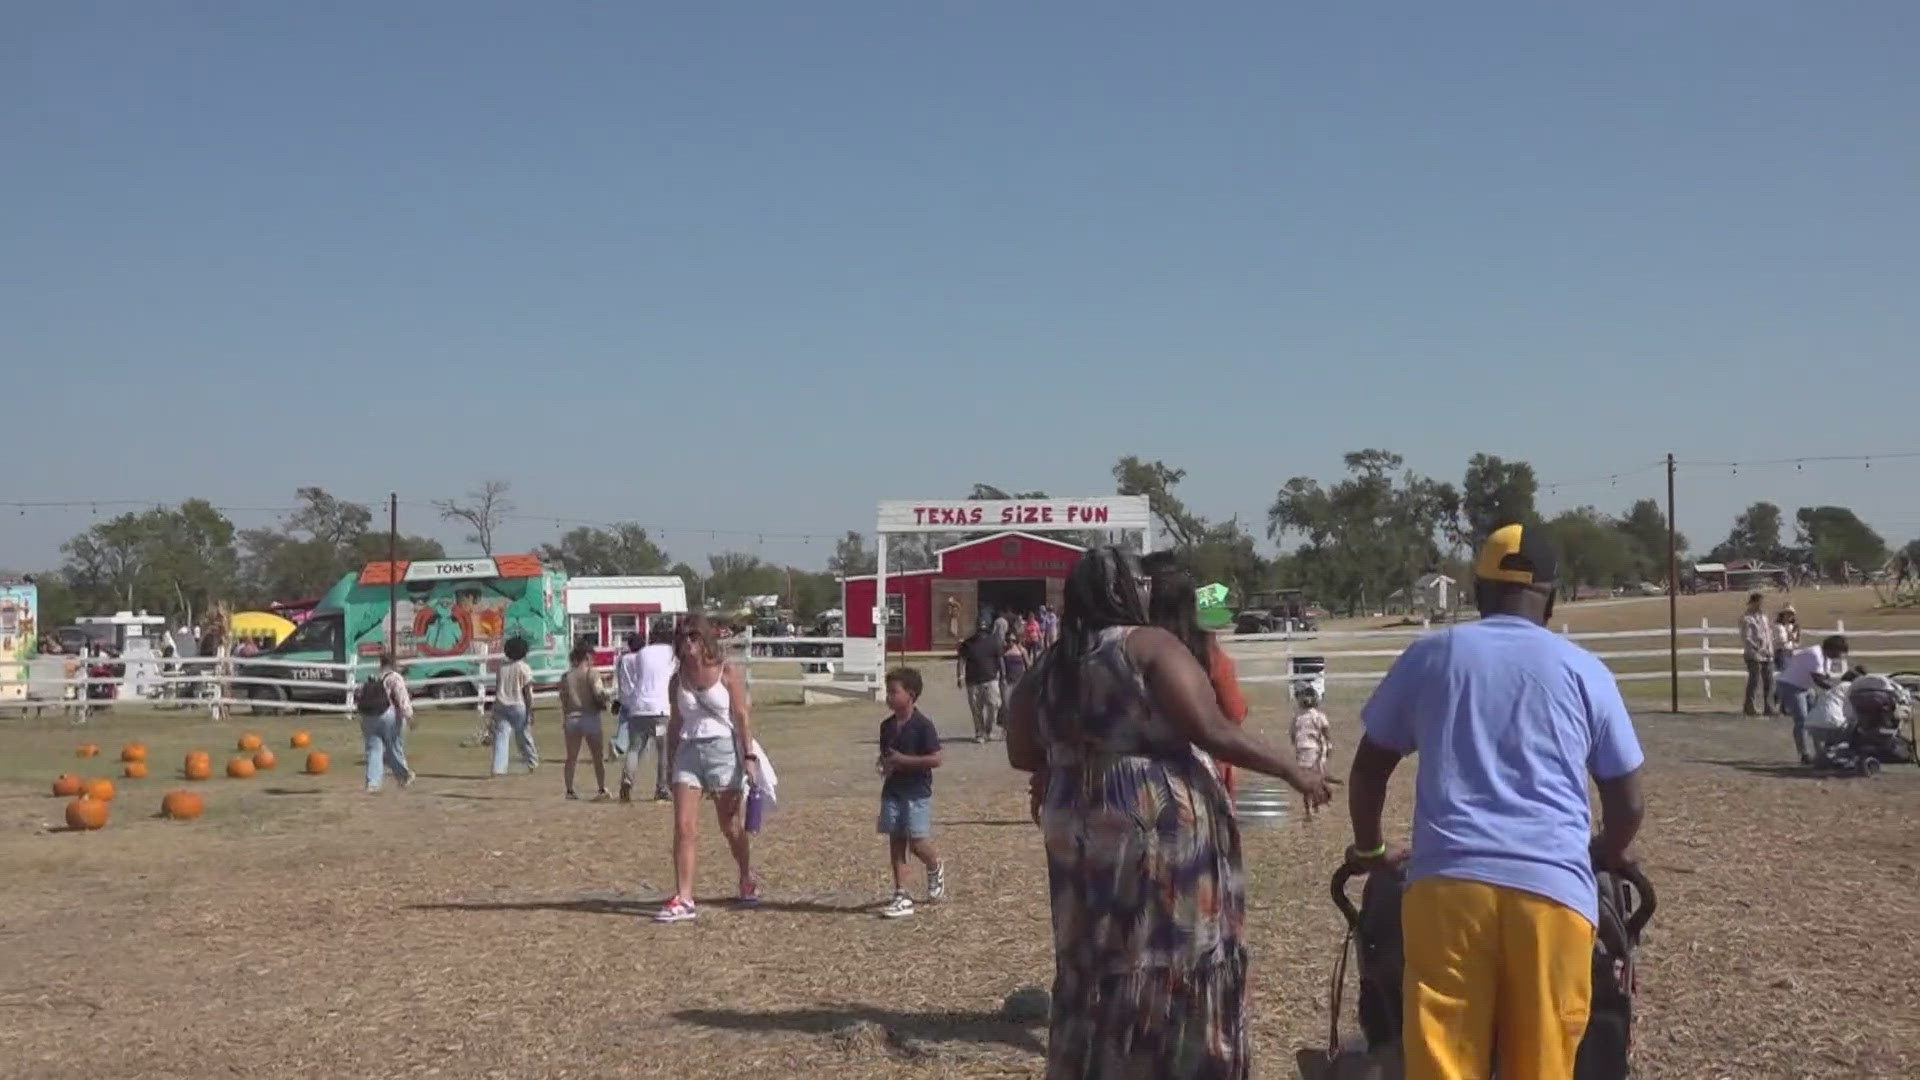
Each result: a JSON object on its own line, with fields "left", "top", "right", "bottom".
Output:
{"left": 655, "top": 614, "right": 760, "bottom": 923}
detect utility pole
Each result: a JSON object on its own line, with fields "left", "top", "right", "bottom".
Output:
{"left": 1666, "top": 454, "right": 1679, "bottom": 713}
{"left": 388, "top": 493, "right": 399, "bottom": 652}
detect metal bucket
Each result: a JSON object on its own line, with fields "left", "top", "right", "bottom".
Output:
{"left": 1234, "top": 781, "right": 1291, "bottom": 824}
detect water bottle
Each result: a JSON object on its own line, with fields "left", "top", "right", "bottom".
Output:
{"left": 744, "top": 780, "right": 767, "bottom": 834}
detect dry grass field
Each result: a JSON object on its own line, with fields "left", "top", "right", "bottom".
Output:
{"left": 2, "top": 649, "right": 1917, "bottom": 1078}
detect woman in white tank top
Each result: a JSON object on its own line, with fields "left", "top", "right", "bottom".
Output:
{"left": 655, "top": 614, "right": 759, "bottom": 923}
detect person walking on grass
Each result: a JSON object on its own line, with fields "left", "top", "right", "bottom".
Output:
{"left": 655, "top": 614, "right": 760, "bottom": 924}
{"left": 1346, "top": 524, "right": 1646, "bottom": 1080}
{"left": 1005, "top": 547, "right": 1334, "bottom": 1078}
{"left": 616, "top": 628, "right": 676, "bottom": 802}
{"left": 559, "top": 641, "right": 611, "bottom": 800}
{"left": 876, "top": 667, "right": 946, "bottom": 919}
{"left": 1741, "top": 592, "right": 1775, "bottom": 716}
{"left": 490, "top": 636, "right": 539, "bottom": 776}
{"left": 358, "top": 651, "right": 416, "bottom": 793}
{"left": 958, "top": 624, "right": 1003, "bottom": 743}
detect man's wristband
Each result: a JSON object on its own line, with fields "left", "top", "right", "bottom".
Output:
{"left": 1351, "top": 842, "right": 1387, "bottom": 859}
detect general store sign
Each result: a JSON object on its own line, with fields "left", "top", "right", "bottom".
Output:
{"left": 877, "top": 496, "right": 1151, "bottom": 534}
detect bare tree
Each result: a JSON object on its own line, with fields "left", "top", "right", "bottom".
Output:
{"left": 434, "top": 481, "right": 515, "bottom": 555}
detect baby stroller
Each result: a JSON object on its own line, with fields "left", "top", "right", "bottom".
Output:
{"left": 1301, "top": 862, "right": 1656, "bottom": 1079}
{"left": 1816, "top": 673, "right": 1918, "bottom": 776}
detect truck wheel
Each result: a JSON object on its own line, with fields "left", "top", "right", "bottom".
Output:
{"left": 430, "top": 678, "right": 475, "bottom": 706}
{"left": 249, "top": 684, "right": 288, "bottom": 716}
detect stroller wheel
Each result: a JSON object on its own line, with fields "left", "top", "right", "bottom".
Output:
{"left": 1860, "top": 758, "right": 1882, "bottom": 778}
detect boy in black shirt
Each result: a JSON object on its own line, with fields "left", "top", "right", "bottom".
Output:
{"left": 877, "top": 667, "right": 945, "bottom": 918}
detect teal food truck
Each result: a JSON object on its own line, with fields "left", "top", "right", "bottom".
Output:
{"left": 240, "top": 554, "right": 569, "bottom": 710}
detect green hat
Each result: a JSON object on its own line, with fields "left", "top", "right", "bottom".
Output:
{"left": 1196, "top": 583, "right": 1233, "bottom": 631}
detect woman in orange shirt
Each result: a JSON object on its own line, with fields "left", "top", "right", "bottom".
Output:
{"left": 1142, "top": 553, "right": 1247, "bottom": 798}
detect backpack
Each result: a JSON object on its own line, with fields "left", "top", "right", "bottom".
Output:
{"left": 355, "top": 673, "right": 391, "bottom": 717}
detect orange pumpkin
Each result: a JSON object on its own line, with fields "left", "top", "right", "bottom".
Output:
{"left": 123, "top": 761, "right": 149, "bottom": 779}
{"left": 83, "top": 778, "right": 116, "bottom": 802}
{"left": 252, "top": 748, "right": 277, "bottom": 771}
{"left": 304, "top": 751, "right": 331, "bottom": 775}
{"left": 120, "top": 743, "right": 148, "bottom": 763}
{"left": 77, "top": 743, "right": 100, "bottom": 758}
{"left": 290, "top": 731, "right": 312, "bottom": 748}
{"left": 237, "top": 733, "right": 264, "bottom": 752}
{"left": 65, "top": 796, "right": 109, "bottom": 831}
{"left": 184, "top": 752, "right": 213, "bottom": 781}
{"left": 160, "top": 790, "right": 205, "bottom": 820}
{"left": 226, "top": 757, "right": 256, "bottom": 779}
{"left": 52, "top": 773, "right": 85, "bottom": 798}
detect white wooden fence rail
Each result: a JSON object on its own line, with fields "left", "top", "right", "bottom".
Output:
{"left": 5, "top": 622, "right": 1914, "bottom": 717}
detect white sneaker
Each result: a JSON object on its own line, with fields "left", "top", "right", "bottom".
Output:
{"left": 880, "top": 892, "right": 915, "bottom": 919}
{"left": 654, "top": 898, "right": 697, "bottom": 923}
{"left": 927, "top": 863, "right": 947, "bottom": 903}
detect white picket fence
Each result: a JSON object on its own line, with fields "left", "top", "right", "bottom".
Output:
{"left": 1220, "top": 619, "right": 1920, "bottom": 701}
{"left": 732, "top": 631, "right": 884, "bottom": 703}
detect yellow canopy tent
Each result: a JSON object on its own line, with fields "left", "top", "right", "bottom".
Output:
{"left": 229, "top": 611, "right": 296, "bottom": 648}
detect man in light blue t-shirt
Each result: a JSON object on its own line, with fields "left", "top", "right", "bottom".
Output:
{"left": 1347, "top": 523, "right": 1646, "bottom": 1080}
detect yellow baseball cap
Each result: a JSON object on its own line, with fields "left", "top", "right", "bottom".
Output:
{"left": 1475, "top": 523, "right": 1559, "bottom": 586}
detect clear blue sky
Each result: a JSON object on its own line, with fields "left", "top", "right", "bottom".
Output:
{"left": 6, "top": 2, "right": 1917, "bottom": 572}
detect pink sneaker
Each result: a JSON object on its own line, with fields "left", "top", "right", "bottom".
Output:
{"left": 653, "top": 898, "right": 697, "bottom": 923}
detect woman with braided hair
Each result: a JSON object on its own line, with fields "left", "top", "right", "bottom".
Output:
{"left": 1005, "top": 546, "right": 1333, "bottom": 1079}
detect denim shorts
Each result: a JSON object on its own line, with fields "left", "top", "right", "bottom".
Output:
{"left": 674, "top": 736, "right": 742, "bottom": 793}
{"left": 877, "top": 793, "right": 933, "bottom": 839}
{"left": 563, "top": 712, "right": 603, "bottom": 738}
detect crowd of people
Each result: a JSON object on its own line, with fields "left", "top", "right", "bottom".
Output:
{"left": 333, "top": 525, "right": 1651, "bottom": 1078}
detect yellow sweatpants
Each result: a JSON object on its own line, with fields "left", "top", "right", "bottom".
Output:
{"left": 1401, "top": 877, "right": 1596, "bottom": 1080}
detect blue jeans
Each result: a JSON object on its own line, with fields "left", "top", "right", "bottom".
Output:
{"left": 491, "top": 703, "right": 539, "bottom": 774}
{"left": 361, "top": 709, "right": 413, "bottom": 789}
{"left": 1779, "top": 684, "right": 1811, "bottom": 761}
{"left": 621, "top": 709, "right": 669, "bottom": 796}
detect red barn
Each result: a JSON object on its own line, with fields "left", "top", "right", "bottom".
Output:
{"left": 843, "top": 532, "right": 1084, "bottom": 654}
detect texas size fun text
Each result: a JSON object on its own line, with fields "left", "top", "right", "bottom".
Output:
{"left": 910, "top": 503, "right": 1112, "bottom": 527}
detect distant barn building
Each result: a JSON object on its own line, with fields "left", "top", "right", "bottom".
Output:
{"left": 843, "top": 532, "right": 1084, "bottom": 653}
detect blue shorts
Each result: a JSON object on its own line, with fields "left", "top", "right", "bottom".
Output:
{"left": 878, "top": 793, "right": 933, "bottom": 839}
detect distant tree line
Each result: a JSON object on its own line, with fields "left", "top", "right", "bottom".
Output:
{"left": 24, "top": 465, "right": 1917, "bottom": 631}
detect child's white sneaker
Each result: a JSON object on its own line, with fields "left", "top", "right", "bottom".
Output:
{"left": 880, "top": 892, "right": 915, "bottom": 919}
{"left": 927, "top": 863, "right": 947, "bottom": 902}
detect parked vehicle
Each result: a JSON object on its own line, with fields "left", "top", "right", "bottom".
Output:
{"left": 238, "top": 555, "right": 569, "bottom": 712}
{"left": 1233, "top": 589, "right": 1318, "bottom": 634}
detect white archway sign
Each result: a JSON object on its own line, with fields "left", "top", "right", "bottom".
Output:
{"left": 871, "top": 495, "right": 1154, "bottom": 661}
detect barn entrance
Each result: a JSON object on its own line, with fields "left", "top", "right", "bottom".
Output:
{"left": 977, "top": 578, "right": 1046, "bottom": 626}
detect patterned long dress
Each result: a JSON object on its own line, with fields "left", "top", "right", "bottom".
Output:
{"left": 1036, "top": 626, "right": 1248, "bottom": 1079}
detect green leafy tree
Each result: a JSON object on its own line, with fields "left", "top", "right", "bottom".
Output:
{"left": 538, "top": 524, "right": 670, "bottom": 577}
{"left": 59, "top": 501, "right": 240, "bottom": 622}
{"left": 1268, "top": 450, "right": 1458, "bottom": 615}
{"left": 827, "top": 531, "right": 877, "bottom": 576}
{"left": 1458, "top": 454, "right": 1539, "bottom": 543}
{"left": 1614, "top": 498, "right": 1687, "bottom": 584}
{"left": 236, "top": 488, "right": 440, "bottom": 604}
{"left": 1713, "top": 501, "right": 1784, "bottom": 562}
{"left": 1544, "top": 507, "right": 1638, "bottom": 595}
{"left": 1795, "top": 506, "right": 1887, "bottom": 579}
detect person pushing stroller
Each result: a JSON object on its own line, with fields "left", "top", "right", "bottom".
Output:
{"left": 1345, "top": 524, "right": 1646, "bottom": 1080}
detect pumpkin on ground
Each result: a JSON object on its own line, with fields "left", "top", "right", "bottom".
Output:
{"left": 304, "top": 751, "right": 331, "bottom": 775}
{"left": 83, "top": 778, "right": 116, "bottom": 802}
{"left": 237, "top": 733, "right": 263, "bottom": 752}
{"left": 77, "top": 744, "right": 100, "bottom": 759}
{"left": 160, "top": 790, "right": 205, "bottom": 820}
{"left": 65, "top": 797, "right": 109, "bottom": 831}
{"left": 184, "top": 752, "right": 213, "bottom": 781}
{"left": 226, "top": 757, "right": 257, "bottom": 779}
{"left": 120, "top": 743, "right": 148, "bottom": 763}
{"left": 123, "top": 761, "right": 149, "bottom": 779}
{"left": 252, "top": 748, "right": 278, "bottom": 771}
{"left": 52, "top": 774, "right": 85, "bottom": 798}
{"left": 290, "top": 731, "right": 312, "bottom": 748}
